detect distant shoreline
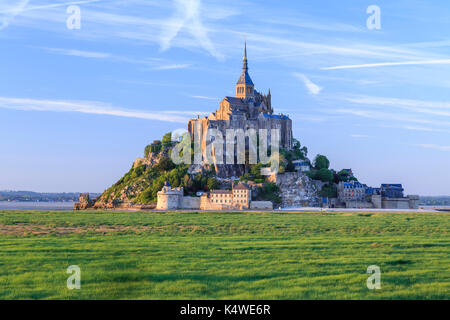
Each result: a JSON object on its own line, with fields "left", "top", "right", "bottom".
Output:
{"left": 0, "top": 200, "right": 74, "bottom": 202}
{"left": 0, "top": 202, "right": 449, "bottom": 213}
{"left": 0, "top": 201, "right": 75, "bottom": 211}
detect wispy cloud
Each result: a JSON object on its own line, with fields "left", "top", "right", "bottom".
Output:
{"left": 322, "top": 59, "right": 450, "bottom": 70}
{"left": 151, "top": 63, "right": 192, "bottom": 70}
{"left": 263, "top": 17, "right": 363, "bottom": 33}
{"left": 344, "top": 95, "right": 450, "bottom": 118}
{"left": 401, "top": 125, "right": 447, "bottom": 133}
{"left": 24, "top": 0, "right": 101, "bottom": 12}
{"left": 190, "top": 95, "right": 217, "bottom": 100}
{"left": 416, "top": 144, "right": 450, "bottom": 151}
{"left": 332, "top": 108, "right": 450, "bottom": 129}
{"left": 39, "top": 47, "right": 192, "bottom": 70}
{"left": 0, "top": 0, "right": 30, "bottom": 30}
{"left": 293, "top": 73, "right": 321, "bottom": 95}
{"left": 159, "top": 0, "right": 224, "bottom": 60}
{"left": 0, "top": 96, "right": 196, "bottom": 123}
{"left": 43, "top": 47, "right": 111, "bottom": 59}
{"left": 161, "top": 110, "right": 209, "bottom": 115}
{"left": 9, "top": 0, "right": 438, "bottom": 65}
{"left": 0, "top": 0, "right": 101, "bottom": 30}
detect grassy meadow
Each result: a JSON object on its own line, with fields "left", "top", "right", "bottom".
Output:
{"left": 0, "top": 210, "right": 448, "bottom": 299}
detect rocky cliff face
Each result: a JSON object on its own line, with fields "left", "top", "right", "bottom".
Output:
{"left": 74, "top": 193, "right": 94, "bottom": 210}
{"left": 215, "top": 164, "right": 247, "bottom": 178}
{"left": 133, "top": 150, "right": 164, "bottom": 169}
{"left": 268, "top": 172, "right": 321, "bottom": 208}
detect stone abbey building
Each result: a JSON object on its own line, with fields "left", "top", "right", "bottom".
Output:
{"left": 187, "top": 43, "right": 293, "bottom": 177}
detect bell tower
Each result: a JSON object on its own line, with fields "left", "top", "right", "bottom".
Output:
{"left": 236, "top": 41, "right": 254, "bottom": 99}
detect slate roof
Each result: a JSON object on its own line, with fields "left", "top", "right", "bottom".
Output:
{"left": 365, "top": 187, "right": 381, "bottom": 195}
{"left": 236, "top": 71, "right": 254, "bottom": 85}
{"left": 262, "top": 113, "right": 290, "bottom": 120}
{"left": 292, "top": 160, "right": 309, "bottom": 165}
{"left": 381, "top": 184, "right": 403, "bottom": 189}
{"left": 225, "top": 96, "right": 245, "bottom": 104}
{"left": 342, "top": 181, "right": 365, "bottom": 189}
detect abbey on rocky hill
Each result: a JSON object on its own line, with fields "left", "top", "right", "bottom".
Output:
{"left": 187, "top": 42, "right": 293, "bottom": 177}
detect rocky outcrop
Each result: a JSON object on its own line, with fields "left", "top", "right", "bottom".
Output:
{"left": 74, "top": 193, "right": 94, "bottom": 210}
{"left": 94, "top": 178, "right": 148, "bottom": 209}
{"left": 215, "top": 164, "right": 246, "bottom": 178}
{"left": 188, "top": 162, "right": 246, "bottom": 179}
{"left": 133, "top": 151, "right": 163, "bottom": 169}
{"left": 268, "top": 172, "right": 321, "bottom": 208}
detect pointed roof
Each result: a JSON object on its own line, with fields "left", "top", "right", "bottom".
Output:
{"left": 237, "top": 72, "right": 254, "bottom": 86}
{"left": 243, "top": 40, "right": 248, "bottom": 72}
{"left": 237, "top": 41, "right": 254, "bottom": 86}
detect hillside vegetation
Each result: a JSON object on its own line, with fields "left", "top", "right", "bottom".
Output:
{"left": 95, "top": 132, "right": 357, "bottom": 207}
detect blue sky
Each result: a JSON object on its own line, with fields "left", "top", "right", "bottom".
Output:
{"left": 1, "top": 0, "right": 449, "bottom": 195}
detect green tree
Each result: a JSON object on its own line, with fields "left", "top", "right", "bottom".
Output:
{"left": 286, "top": 159, "right": 295, "bottom": 172}
{"left": 316, "top": 168, "right": 334, "bottom": 182}
{"left": 201, "top": 177, "right": 208, "bottom": 190}
{"left": 168, "top": 169, "right": 181, "bottom": 187}
{"left": 301, "top": 146, "right": 308, "bottom": 157}
{"left": 320, "top": 183, "right": 337, "bottom": 198}
{"left": 154, "top": 156, "right": 175, "bottom": 172}
{"left": 144, "top": 145, "right": 152, "bottom": 158}
{"left": 250, "top": 163, "right": 264, "bottom": 180}
{"left": 151, "top": 143, "right": 162, "bottom": 154}
{"left": 183, "top": 174, "right": 194, "bottom": 190}
{"left": 162, "top": 132, "right": 172, "bottom": 147}
{"left": 207, "top": 177, "right": 219, "bottom": 190}
{"left": 257, "top": 182, "right": 281, "bottom": 204}
{"left": 314, "top": 154, "right": 330, "bottom": 170}
{"left": 131, "top": 165, "right": 145, "bottom": 179}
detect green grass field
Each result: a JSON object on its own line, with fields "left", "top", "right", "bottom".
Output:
{"left": 0, "top": 210, "right": 448, "bottom": 299}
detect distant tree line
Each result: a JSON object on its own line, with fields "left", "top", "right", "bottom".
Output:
{"left": 0, "top": 191, "right": 100, "bottom": 202}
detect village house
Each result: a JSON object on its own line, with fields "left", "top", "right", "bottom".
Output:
{"left": 336, "top": 181, "right": 419, "bottom": 209}
{"left": 292, "top": 160, "right": 311, "bottom": 173}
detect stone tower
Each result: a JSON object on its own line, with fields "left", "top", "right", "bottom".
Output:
{"left": 156, "top": 181, "right": 183, "bottom": 210}
{"left": 236, "top": 41, "right": 255, "bottom": 99}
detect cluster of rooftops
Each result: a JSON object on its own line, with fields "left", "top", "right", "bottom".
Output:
{"left": 341, "top": 180, "right": 405, "bottom": 198}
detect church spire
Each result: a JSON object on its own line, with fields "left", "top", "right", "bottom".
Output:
{"left": 236, "top": 41, "right": 254, "bottom": 99}
{"left": 243, "top": 40, "right": 248, "bottom": 72}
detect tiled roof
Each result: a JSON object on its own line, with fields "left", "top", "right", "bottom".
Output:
{"left": 210, "top": 190, "right": 232, "bottom": 194}
{"left": 234, "top": 183, "right": 249, "bottom": 190}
